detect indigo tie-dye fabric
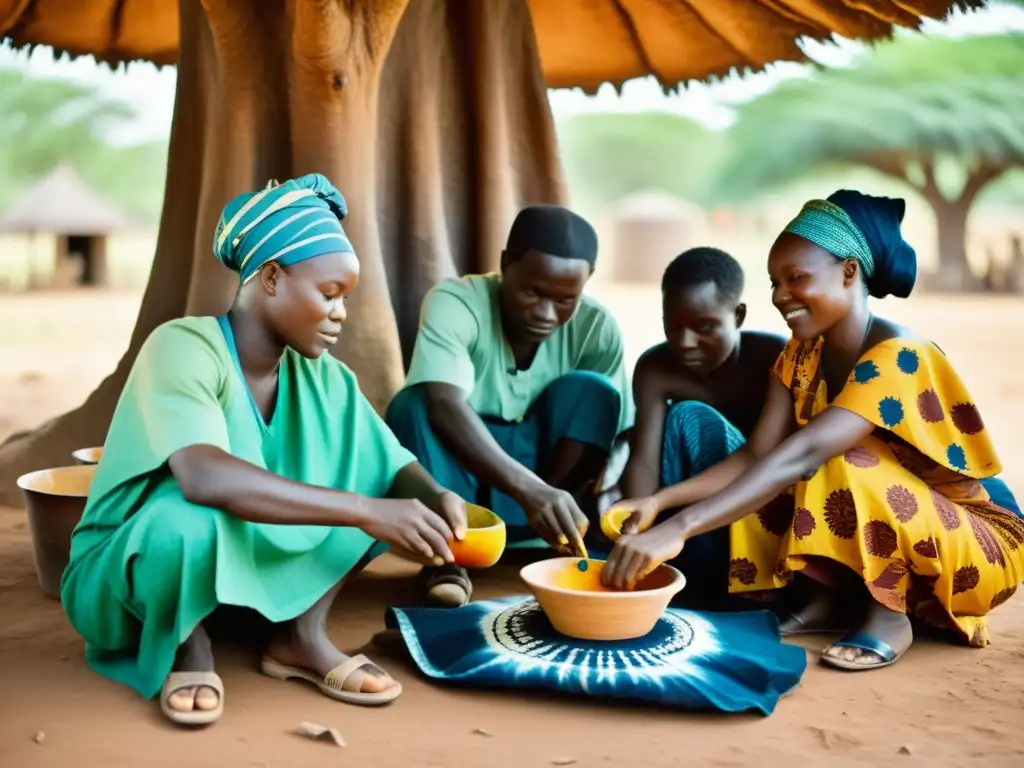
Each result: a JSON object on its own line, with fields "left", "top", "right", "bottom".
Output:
{"left": 385, "top": 596, "right": 806, "bottom": 715}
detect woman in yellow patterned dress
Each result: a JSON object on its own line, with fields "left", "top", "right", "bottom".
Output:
{"left": 602, "top": 189, "right": 1024, "bottom": 671}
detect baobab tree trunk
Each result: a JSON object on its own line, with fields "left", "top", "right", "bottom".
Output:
{"left": 0, "top": 0, "right": 566, "bottom": 505}
{"left": 869, "top": 153, "right": 1013, "bottom": 293}
{"left": 917, "top": 161, "right": 1009, "bottom": 293}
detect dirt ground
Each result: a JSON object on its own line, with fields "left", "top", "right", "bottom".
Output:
{"left": 1, "top": 287, "right": 1023, "bottom": 767}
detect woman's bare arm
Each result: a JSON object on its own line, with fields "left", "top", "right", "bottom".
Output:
{"left": 672, "top": 405, "right": 876, "bottom": 539}
{"left": 169, "top": 444, "right": 373, "bottom": 527}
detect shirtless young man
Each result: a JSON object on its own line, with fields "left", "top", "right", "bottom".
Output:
{"left": 618, "top": 247, "right": 785, "bottom": 597}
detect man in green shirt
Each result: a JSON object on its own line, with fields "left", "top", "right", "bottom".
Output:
{"left": 387, "top": 205, "right": 634, "bottom": 606}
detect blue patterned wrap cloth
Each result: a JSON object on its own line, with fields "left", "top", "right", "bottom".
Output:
{"left": 386, "top": 596, "right": 807, "bottom": 715}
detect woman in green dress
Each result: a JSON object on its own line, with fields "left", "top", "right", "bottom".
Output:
{"left": 60, "top": 174, "right": 467, "bottom": 725}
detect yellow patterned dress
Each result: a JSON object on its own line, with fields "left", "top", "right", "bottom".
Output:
{"left": 729, "top": 337, "right": 1024, "bottom": 646}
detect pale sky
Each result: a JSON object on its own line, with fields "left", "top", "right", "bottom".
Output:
{"left": 2, "top": 3, "right": 1022, "bottom": 143}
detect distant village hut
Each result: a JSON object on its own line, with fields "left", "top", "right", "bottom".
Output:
{"left": 610, "top": 191, "right": 705, "bottom": 284}
{"left": 0, "top": 166, "right": 130, "bottom": 290}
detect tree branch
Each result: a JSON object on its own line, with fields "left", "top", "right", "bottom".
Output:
{"left": 919, "top": 155, "right": 942, "bottom": 202}
{"left": 861, "top": 151, "right": 915, "bottom": 188}
{"left": 957, "top": 161, "right": 1015, "bottom": 210}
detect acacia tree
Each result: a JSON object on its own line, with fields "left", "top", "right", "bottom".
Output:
{"left": 718, "top": 33, "right": 1024, "bottom": 291}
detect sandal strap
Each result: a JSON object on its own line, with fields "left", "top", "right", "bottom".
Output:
{"left": 324, "top": 654, "right": 374, "bottom": 693}
{"left": 161, "top": 671, "right": 224, "bottom": 698}
{"left": 425, "top": 564, "right": 471, "bottom": 589}
{"left": 829, "top": 631, "right": 897, "bottom": 662}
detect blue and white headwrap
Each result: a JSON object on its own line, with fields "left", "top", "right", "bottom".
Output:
{"left": 213, "top": 173, "right": 355, "bottom": 284}
{"left": 783, "top": 189, "right": 917, "bottom": 299}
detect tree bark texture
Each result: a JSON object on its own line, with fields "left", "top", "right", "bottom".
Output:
{"left": 866, "top": 153, "right": 1017, "bottom": 293}
{"left": 0, "top": 0, "right": 566, "bottom": 505}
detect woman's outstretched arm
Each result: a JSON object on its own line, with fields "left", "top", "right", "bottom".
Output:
{"left": 603, "top": 404, "right": 876, "bottom": 589}
{"left": 650, "top": 377, "right": 798, "bottom": 512}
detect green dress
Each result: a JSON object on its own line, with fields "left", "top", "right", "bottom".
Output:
{"left": 60, "top": 316, "right": 416, "bottom": 699}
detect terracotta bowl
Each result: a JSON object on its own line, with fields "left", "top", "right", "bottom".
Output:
{"left": 450, "top": 504, "right": 506, "bottom": 569}
{"left": 520, "top": 557, "right": 685, "bottom": 641}
{"left": 71, "top": 446, "right": 104, "bottom": 465}
{"left": 17, "top": 465, "right": 96, "bottom": 600}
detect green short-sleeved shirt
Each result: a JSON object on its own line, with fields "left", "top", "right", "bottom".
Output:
{"left": 404, "top": 273, "right": 634, "bottom": 433}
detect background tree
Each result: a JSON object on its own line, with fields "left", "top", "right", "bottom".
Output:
{"left": 717, "top": 33, "right": 1024, "bottom": 291}
{"left": 557, "top": 113, "right": 722, "bottom": 212}
{"left": 0, "top": 68, "right": 167, "bottom": 223}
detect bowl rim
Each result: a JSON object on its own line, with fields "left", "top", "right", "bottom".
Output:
{"left": 71, "top": 446, "right": 104, "bottom": 461}
{"left": 600, "top": 506, "right": 631, "bottom": 538}
{"left": 16, "top": 464, "right": 97, "bottom": 496}
{"left": 462, "top": 504, "right": 506, "bottom": 533}
{"left": 520, "top": 557, "right": 685, "bottom": 599}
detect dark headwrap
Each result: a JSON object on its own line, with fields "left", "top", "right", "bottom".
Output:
{"left": 783, "top": 189, "right": 917, "bottom": 299}
{"left": 213, "top": 174, "right": 354, "bottom": 284}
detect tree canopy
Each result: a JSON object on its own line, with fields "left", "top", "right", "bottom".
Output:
{"left": 0, "top": 68, "right": 168, "bottom": 224}
{"left": 717, "top": 33, "right": 1024, "bottom": 200}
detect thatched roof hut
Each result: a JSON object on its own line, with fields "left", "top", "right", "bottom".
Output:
{"left": 0, "top": 166, "right": 130, "bottom": 289}
{"left": 0, "top": 165, "right": 130, "bottom": 235}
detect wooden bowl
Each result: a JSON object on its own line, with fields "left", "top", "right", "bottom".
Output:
{"left": 17, "top": 465, "right": 96, "bottom": 600}
{"left": 450, "top": 504, "right": 506, "bottom": 569}
{"left": 520, "top": 557, "right": 685, "bottom": 641}
{"left": 71, "top": 446, "right": 104, "bottom": 465}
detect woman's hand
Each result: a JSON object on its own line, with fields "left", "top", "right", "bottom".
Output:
{"left": 358, "top": 498, "right": 457, "bottom": 565}
{"left": 601, "top": 524, "right": 684, "bottom": 591}
{"left": 608, "top": 496, "right": 662, "bottom": 536}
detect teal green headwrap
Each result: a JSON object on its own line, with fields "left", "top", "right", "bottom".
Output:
{"left": 213, "top": 173, "right": 355, "bottom": 284}
{"left": 782, "top": 189, "right": 917, "bottom": 299}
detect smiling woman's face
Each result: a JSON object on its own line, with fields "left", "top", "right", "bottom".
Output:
{"left": 259, "top": 250, "right": 361, "bottom": 358}
{"left": 767, "top": 233, "right": 860, "bottom": 341}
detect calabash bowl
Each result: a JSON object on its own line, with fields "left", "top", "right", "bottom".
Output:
{"left": 520, "top": 557, "right": 685, "bottom": 641}
{"left": 600, "top": 506, "right": 631, "bottom": 541}
{"left": 450, "top": 504, "right": 506, "bottom": 569}
{"left": 17, "top": 465, "right": 96, "bottom": 600}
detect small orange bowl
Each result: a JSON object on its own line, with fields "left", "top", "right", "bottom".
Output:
{"left": 71, "top": 446, "right": 103, "bottom": 465}
{"left": 450, "top": 504, "right": 506, "bottom": 569}
{"left": 521, "top": 557, "right": 685, "bottom": 641}
{"left": 600, "top": 507, "right": 632, "bottom": 541}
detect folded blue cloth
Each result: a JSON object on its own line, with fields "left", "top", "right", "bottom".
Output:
{"left": 386, "top": 596, "right": 807, "bottom": 715}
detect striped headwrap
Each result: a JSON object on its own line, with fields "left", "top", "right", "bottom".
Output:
{"left": 213, "top": 174, "right": 355, "bottom": 284}
{"left": 783, "top": 189, "right": 917, "bottom": 299}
